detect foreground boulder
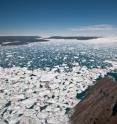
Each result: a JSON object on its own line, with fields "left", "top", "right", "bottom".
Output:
{"left": 70, "top": 77, "right": 117, "bottom": 124}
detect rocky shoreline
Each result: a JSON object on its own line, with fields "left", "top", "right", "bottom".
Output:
{"left": 70, "top": 77, "right": 117, "bottom": 124}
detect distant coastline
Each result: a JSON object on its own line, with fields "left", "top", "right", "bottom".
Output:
{"left": 0, "top": 36, "right": 48, "bottom": 46}
{"left": 0, "top": 36, "right": 100, "bottom": 46}
{"left": 48, "top": 36, "right": 100, "bottom": 40}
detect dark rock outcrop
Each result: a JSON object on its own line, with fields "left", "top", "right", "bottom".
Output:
{"left": 70, "top": 77, "right": 117, "bottom": 124}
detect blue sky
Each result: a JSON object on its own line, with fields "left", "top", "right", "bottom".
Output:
{"left": 0, "top": 0, "right": 117, "bottom": 36}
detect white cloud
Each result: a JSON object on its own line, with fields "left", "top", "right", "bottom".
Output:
{"left": 70, "top": 24, "right": 116, "bottom": 32}
{"left": 69, "top": 24, "right": 117, "bottom": 37}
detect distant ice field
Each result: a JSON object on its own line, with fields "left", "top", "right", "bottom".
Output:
{"left": 0, "top": 38, "right": 117, "bottom": 70}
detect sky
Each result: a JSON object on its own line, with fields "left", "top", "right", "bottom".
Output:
{"left": 0, "top": 0, "right": 117, "bottom": 36}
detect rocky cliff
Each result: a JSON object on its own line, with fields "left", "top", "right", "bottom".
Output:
{"left": 70, "top": 77, "right": 117, "bottom": 124}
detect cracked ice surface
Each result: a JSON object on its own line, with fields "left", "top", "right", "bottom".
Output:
{"left": 0, "top": 63, "right": 117, "bottom": 124}
{"left": 1, "top": 38, "right": 117, "bottom": 123}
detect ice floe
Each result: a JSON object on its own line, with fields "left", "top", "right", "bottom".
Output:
{"left": 0, "top": 62, "right": 117, "bottom": 124}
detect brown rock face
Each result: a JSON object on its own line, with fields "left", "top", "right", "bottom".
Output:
{"left": 70, "top": 77, "right": 117, "bottom": 124}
